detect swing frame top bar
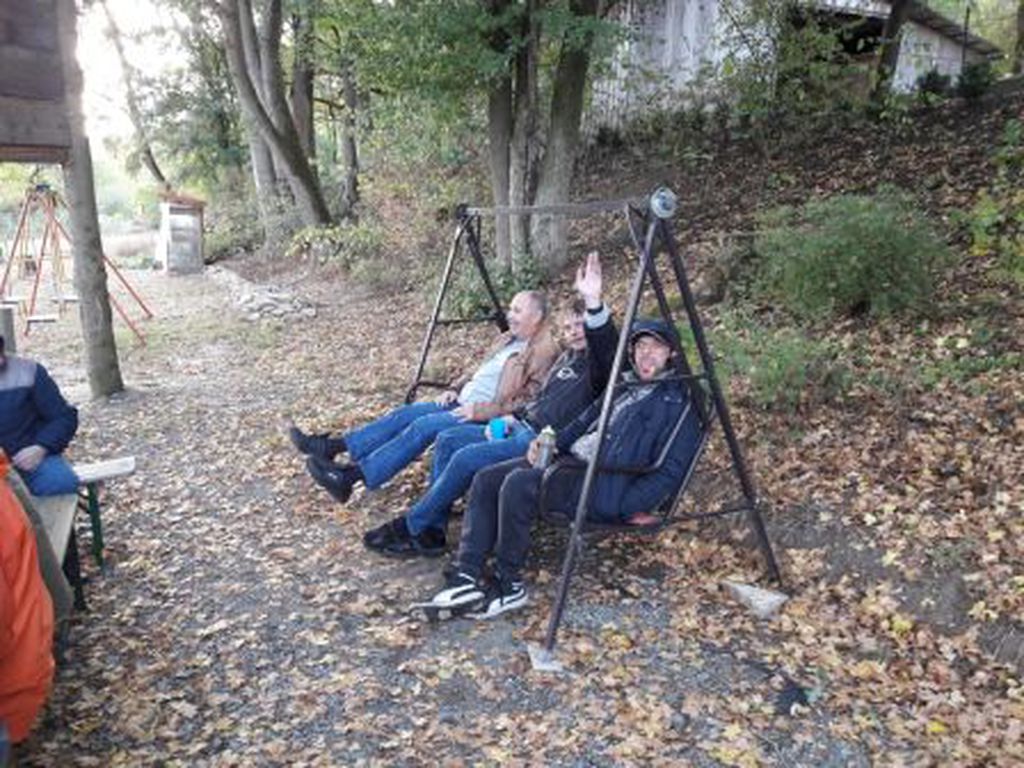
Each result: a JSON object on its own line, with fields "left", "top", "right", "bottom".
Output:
{"left": 461, "top": 196, "right": 647, "bottom": 219}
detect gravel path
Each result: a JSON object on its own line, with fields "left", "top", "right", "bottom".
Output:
{"left": 15, "top": 266, "right": 871, "bottom": 766}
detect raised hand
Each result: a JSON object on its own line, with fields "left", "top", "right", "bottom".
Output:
{"left": 574, "top": 251, "right": 602, "bottom": 309}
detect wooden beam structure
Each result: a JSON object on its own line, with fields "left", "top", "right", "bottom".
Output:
{"left": 0, "top": 0, "right": 71, "bottom": 163}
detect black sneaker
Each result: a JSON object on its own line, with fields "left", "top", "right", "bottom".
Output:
{"left": 306, "top": 456, "right": 360, "bottom": 503}
{"left": 363, "top": 517, "right": 409, "bottom": 549}
{"left": 373, "top": 525, "right": 447, "bottom": 559}
{"left": 470, "top": 577, "right": 528, "bottom": 619}
{"left": 290, "top": 425, "right": 346, "bottom": 460}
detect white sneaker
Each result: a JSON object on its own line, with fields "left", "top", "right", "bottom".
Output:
{"left": 427, "top": 572, "right": 485, "bottom": 612}
{"left": 469, "top": 579, "right": 528, "bottom": 619}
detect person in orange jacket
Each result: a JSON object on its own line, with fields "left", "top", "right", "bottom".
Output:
{"left": 0, "top": 451, "right": 55, "bottom": 744}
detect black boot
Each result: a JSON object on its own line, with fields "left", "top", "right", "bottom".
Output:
{"left": 306, "top": 456, "right": 363, "bottom": 503}
{"left": 289, "top": 425, "right": 347, "bottom": 460}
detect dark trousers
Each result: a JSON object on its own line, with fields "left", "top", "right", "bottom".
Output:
{"left": 456, "top": 457, "right": 584, "bottom": 582}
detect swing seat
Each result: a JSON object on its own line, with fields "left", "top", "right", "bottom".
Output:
{"left": 537, "top": 401, "right": 711, "bottom": 539}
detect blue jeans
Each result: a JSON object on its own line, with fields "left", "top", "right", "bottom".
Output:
{"left": 344, "top": 402, "right": 461, "bottom": 489}
{"left": 19, "top": 454, "right": 79, "bottom": 496}
{"left": 406, "top": 421, "right": 535, "bottom": 535}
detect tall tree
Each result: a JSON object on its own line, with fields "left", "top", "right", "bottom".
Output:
{"left": 478, "top": 0, "right": 605, "bottom": 274}
{"left": 337, "top": 53, "right": 359, "bottom": 211}
{"left": 290, "top": 0, "right": 317, "bottom": 158}
{"left": 99, "top": 0, "right": 171, "bottom": 191}
{"left": 508, "top": 1, "right": 539, "bottom": 266}
{"left": 229, "top": 0, "right": 286, "bottom": 231}
{"left": 1016, "top": 0, "right": 1023, "bottom": 74}
{"left": 219, "top": 0, "right": 333, "bottom": 228}
{"left": 529, "top": 0, "right": 601, "bottom": 273}
{"left": 484, "top": 0, "right": 515, "bottom": 269}
{"left": 56, "top": 0, "right": 124, "bottom": 397}
{"left": 872, "top": 0, "right": 912, "bottom": 102}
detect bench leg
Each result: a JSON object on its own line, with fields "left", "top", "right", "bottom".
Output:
{"left": 85, "top": 482, "right": 105, "bottom": 569}
{"left": 63, "top": 528, "right": 87, "bottom": 612}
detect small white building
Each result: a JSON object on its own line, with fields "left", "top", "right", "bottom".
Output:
{"left": 155, "top": 192, "right": 205, "bottom": 275}
{"left": 586, "top": 0, "right": 1003, "bottom": 136}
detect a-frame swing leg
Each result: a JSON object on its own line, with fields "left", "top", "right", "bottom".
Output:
{"left": 0, "top": 193, "right": 32, "bottom": 297}
{"left": 659, "top": 219, "right": 782, "bottom": 584}
{"left": 405, "top": 209, "right": 508, "bottom": 404}
{"left": 462, "top": 212, "right": 508, "bottom": 329}
{"left": 23, "top": 215, "right": 51, "bottom": 334}
{"left": 538, "top": 203, "right": 783, "bottom": 661}
{"left": 541, "top": 214, "right": 657, "bottom": 656}
{"left": 51, "top": 192, "right": 155, "bottom": 321}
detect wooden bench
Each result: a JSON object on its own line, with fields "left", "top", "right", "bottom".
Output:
{"left": 6, "top": 473, "right": 79, "bottom": 626}
{"left": 73, "top": 456, "right": 136, "bottom": 569}
{"left": 7, "top": 457, "right": 135, "bottom": 618}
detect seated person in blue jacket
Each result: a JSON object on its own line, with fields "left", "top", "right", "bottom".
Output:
{"left": 363, "top": 252, "right": 618, "bottom": 558}
{"left": 0, "top": 335, "right": 79, "bottom": 496}
{"left": 292, "top": 290, "right": 559, "bottom": 504}
{"left": 419, "top": 317, "right": 704, "bottom": 619}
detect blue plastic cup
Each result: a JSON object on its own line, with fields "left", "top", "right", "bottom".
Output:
{"left": 488, "top": 417, "right": 507, "bottom": 440}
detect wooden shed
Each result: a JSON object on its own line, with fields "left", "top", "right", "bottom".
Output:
{"left": 0, "top": 0, "right": 71, "bottom": 164}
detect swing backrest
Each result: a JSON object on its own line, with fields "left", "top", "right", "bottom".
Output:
{"left": 537, "top": 392, "right": 710, "bottom": 537}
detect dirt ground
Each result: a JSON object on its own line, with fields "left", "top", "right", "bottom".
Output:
{"left": 9, "top": 263, "right": 899, "bottom": 767}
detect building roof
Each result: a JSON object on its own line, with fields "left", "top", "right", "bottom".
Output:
{"left": 159, "top": 191, "right": 206, "bottom": 209}
{"left": 906, "top": 2, "right": 1003, "bottom": 59}
{"left": 812, "top": 0, "right": 1004, "bottom": 59}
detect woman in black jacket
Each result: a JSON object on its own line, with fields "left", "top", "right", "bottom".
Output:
{"left": 419, "top": 318, "right": 704, "bottom": 620}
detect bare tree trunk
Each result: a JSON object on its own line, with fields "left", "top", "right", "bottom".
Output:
{"left": 289, "top": 0, "right": 316, "bottom": 159}
{"left": 220, "top": 0, "right": 331, "bottom": 228}
{"left": 488, "top": 80, "right": 513, "bottom": 271}
{"left": 339, "top": 57, "right": 359, "bottom": 211}
{"left": 509, "top": 1, "right": 538, "bottom": 268}
{"left": 99, "top": 0, "right": 170, "bottom": 191}
{"left": 1015, "top": 0, "right": 1023, "bottom": 75}
{"left": 872, "top": 0, "right": 912, "bottom": 102}
{"left": 485, "top": 0, "right": 513, "bottom": 270}
{"left": 234, "top": 0, "right": 285, "bottom": 233}
{"left": 56, "top": 0, "right": 124, "bottom": 397}
{"left": 530, "top": 0, "right": 599, "bottom": 275}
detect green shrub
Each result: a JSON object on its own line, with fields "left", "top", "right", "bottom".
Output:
{"left": 961, "top": 120, "right": 1024, "bottom": 285}
{"left": 956, "top": 61, "right": 995, "bottom": 101}
{"left": 205, "top": 193, "right": 264, "bottom": 263}
{"left": 754, "top": 190, "right": 953, "bottom": 319}
{"left": 444, "top": 256, "right": 545, "bottom": 319}
{"left": 916, "top": 67, "right": 951, "bottom": 97}
{"left": 288, "top": 219, "right": 386, "bottom": 271}
{"left": 714, "top": 313, "right": 850, "bottom": 412}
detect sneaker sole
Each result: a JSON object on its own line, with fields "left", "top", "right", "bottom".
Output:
{"left": 374, "top": 544, "right": 447, "bottom": 559}
{"left": 411, "top": 599, "right": 484, "bottom": 623}
{"left": 469, "top": 594, "right": 528, "bottom": 620}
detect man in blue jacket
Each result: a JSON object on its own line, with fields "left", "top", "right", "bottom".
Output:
{"left": 0, "top": 336, "right": 79, "bottom": 496}
{"left": 419, "top": 317, "right": 704, "bottom": 619}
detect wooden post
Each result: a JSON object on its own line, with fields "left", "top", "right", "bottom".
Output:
{"left": 0, "top": 307, "right": 15, "bottom": 352}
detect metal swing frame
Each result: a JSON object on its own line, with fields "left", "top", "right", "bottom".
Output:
{"left": 405, "top": 205, "right": 509, "bottom": 404}
{"left": 536, "top": 192, "right": 782, "bottom": 656}
{"left": 411, "top": 191, "right": 782, "bottom": 657}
